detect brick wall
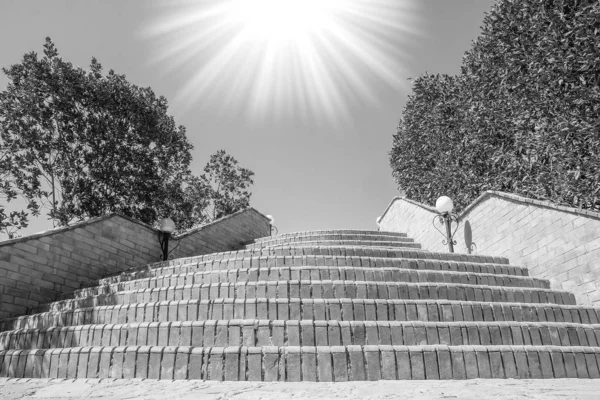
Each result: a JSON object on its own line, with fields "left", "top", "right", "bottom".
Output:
{"left": 0, "top": 208, "right": 270, "bottom": 320}
{"left": 379, "top": 191, "right": 600, "bottom": 306}
{"left": 170, "top": 208, "right": 271, "bottom": 260}
{"left": 378, "top": 197, "right": 448, "bottom": 253}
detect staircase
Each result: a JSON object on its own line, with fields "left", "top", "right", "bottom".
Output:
{"left": 1, "top": 229, "right": 600, "bottom": 380}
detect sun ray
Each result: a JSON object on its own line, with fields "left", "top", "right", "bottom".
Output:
{"left": 142, "top": 0, "right": 420, "bottom": 123}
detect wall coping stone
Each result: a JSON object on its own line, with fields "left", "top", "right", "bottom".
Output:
{"left": 380, "top": 191, "right": 600, "bottom": 222}
{"left": 0, "top": 207, "right": 269, "bottom": 247}
{"left": 379, "top": 197, "right": 437, "bottom": 223}
{"left": 0, "top": 213, "right": 154, "bottom": 249}
{"left": 175, "top": 208, "right": 271, "bottom": 239}
{"left": 460, "top": 191, "right": 600, "bottom": 221}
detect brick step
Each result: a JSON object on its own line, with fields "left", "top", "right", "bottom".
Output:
{"left": 101, "top": 256, "right": 524, "bottom": 287}
{"left": 257, "top": 230, "right": 409, "bottom": 242}
{"left": 74, "top": 267, "right": 549, "bottom": 300}
{"left": 3, "top": 320, "right": 600, "bottom": 351}
{"left": 5, "top": 299, "right": 599, "bottom": 333}
{"left": 133, "top": 246, "right": 510, "bottom": 278}
{"left": 251, "top": 234, "right": 417, "bottom": 246}
{"left": 32, "top": 281, "right": 576, "bottom": 314}
{"left": 2, "top": 344, "right": 600, "bottom": 380}
{"left": 247, "top": 240, "right": 422, "bottom": 250}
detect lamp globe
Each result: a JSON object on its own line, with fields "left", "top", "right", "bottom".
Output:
{"left": 159, "top": 217, "right": 176, "bottom": 233}
{"left": 435, "top": 196, "right": 454, "bottom": 214}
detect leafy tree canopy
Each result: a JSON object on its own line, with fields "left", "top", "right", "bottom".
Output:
{"left": 172, "top": 150, "right": 255, "bottom": 231}
{"left": 390, "top": 0, "right": 600, "bottom": 211}
{"left": 0, "top": 38, "right": 255, "bottom": 237}
{"left": 201, "top": 149, "right": 255, "bottom": 221}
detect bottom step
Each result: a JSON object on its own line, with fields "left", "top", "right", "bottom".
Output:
{"left": 1, "top": 345, "right": 599, "bottom": 380}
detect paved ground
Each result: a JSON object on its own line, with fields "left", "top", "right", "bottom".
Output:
{"left": 2, "top": 379, "right": 600, "bottom": 399}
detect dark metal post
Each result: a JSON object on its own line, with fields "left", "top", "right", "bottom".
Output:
{"left": 160, "top": 232, "right": 170, "bottom": 261}
{"left": 444, "top": 213, "right": 454, "bottom": 253}
{"left": 432, "top": 212, "right": 459, "bottom": 254}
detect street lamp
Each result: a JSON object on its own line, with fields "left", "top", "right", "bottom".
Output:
{"left": 158, "top": 217, "right": 176, "bottom": 261}
{"left": 267, "top": 215, "right": 278, "bottom": 236}
{"left": 433, "top": 196, "right": 460, "bottom": 253}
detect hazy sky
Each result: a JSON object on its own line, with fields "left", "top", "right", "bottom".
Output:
{"left": 0, "top": 0, "right": 494, "bottom": 237}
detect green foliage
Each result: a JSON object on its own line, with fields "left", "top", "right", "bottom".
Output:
{"left": 0, "top": 38, "right": 255, "bottom": 237}
{"left": 390, "top": 0, "right": 600, "bottom": 211}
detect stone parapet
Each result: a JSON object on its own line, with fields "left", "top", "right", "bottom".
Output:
{"left": 0, "top": 209, "right": 270, "bottom": 319}
{"left": 379, "top": 192, "right": 600, "bottom": 306}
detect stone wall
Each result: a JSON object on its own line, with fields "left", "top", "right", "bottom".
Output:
{"left": 378, "top": 197, "right": 447, "bottom": 253}
{"left": 379, "top": 191, "right": 600, "bottom": 306}
{"left": 0, "top": 209, "right": 270, "bottom": 320}
{"left": 170, "top": 208, "right": 271, "bottom": 260}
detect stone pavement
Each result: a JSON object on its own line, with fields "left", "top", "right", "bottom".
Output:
{"left": 2, "top": 378, "right": 600, "bottom": 399}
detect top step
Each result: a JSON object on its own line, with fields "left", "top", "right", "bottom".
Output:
{"left": 251, "top": 234, "right": 416, "bottom": 248}
{"left": 255, "top": 230, "right": 408, "bottom": 243}
{"left": 247, "top": 240, "right": 421, "bottom": 250}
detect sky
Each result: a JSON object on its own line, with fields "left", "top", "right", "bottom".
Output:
{"left": 0, "top": 0, "right": 494, "bottom": 237}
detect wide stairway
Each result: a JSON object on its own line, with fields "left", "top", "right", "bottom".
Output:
{"left": 1, "top": 229, "right": 600, "bottom": 380}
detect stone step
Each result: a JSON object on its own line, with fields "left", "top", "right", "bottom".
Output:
{"left": 5, "top": 299, "right": 599, "bottom": 332}
{"left": 1, "top": 344, "right": 599, "bottom": 380}
{"left": 3, "top": 320, "right": 600, "bottom": 351}
{"left": 134, "top": 246, "right": 511, "bottom": 277}
{"left": 100, "top": 256, "right": 524, "bottom": 287}
{"left": 1, "top": 223, "right": 594, "bottom": 382}
{"left": 33, "top": 281, "right": 575, "bottom": 314}
{"left": 247, "top": 240, "right": 422, "bottom": 250}
{"left": 251, "top": 234, "right": 417, "bottom": 246}
{"left": 257, "top": 230, "right": 409, "bottom": 242}
{"left": 73, "top": 267, "right": 549, "bottom": 300}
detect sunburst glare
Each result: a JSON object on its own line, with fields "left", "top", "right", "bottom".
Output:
{"left": 143, "top": 0, "right": 420, "bottom": 122}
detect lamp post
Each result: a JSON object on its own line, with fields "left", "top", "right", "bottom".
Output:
{"left": 267, "top": 215, "right": 278, "bottom": 236}
{"left": 433, "top": 196, "right": 460, "bottom": 253}
{"left": 158, "top": 217, "right": 176, "bottom": 261}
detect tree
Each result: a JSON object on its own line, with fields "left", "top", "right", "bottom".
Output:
{"left": 390, "top": 0, "right": 600, "bottom": 211}
{"left": 1, "top": 39, "right": 258, "bottom": 238}
{"left": 0, "top": 38, "right": 194, "bottom": 230}
{"left": 0, "top": 208, "right": 30, "bottom": 239}
{"left": 0, "top": 153, "right": 26, "bottom": 238}
{"left": 167, "top": 150, "right": 255, "bottom": 232}
{"left": 390, "top": 74, "right": 485, "bottom": 209}
{"left": 196, "top": 150, "right": 255, "bottom": 222}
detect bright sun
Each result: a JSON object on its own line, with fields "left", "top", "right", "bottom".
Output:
{"left": 231, "top": 0, "right": 340, "bottom": 43}
{"left": 144, "top": 0, "right": 419, "bottom": 122}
